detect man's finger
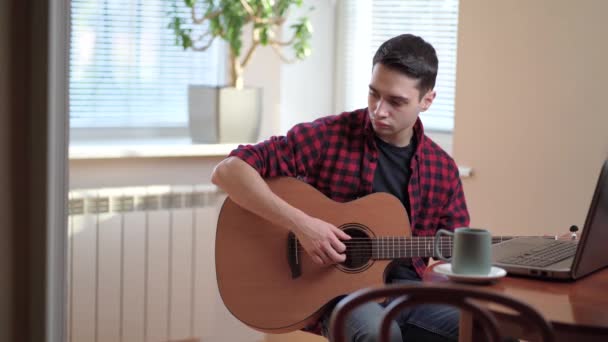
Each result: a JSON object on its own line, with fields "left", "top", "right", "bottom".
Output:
{"left": 330, "top": 235, "right": 347, "bottom": 253}
{"left": 324, "top": 243, "right": 346, "bottom": 263}
{"left": 316, "top": 249, "right": 330, "bottom": 265}
{"left": 334, "top": 227, "right": 351, "bottom": 240}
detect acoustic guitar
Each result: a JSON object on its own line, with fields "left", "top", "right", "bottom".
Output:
{"left": 215, "top": 177, "right": 540, "bottom": 333}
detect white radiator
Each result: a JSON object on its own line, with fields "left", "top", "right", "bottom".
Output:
{"left": 66, "top": 185, "right": 262, "bottom": 342}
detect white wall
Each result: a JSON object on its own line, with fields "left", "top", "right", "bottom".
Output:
{"left": 241, "top": 27, "right": 282, "bottom": 141}
{"left": 280, "top": 0, "right": 337, "bottom": 132}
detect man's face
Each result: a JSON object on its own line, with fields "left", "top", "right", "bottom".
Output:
{"left": 368, "top": 63, "right": 435, "bottom": 146}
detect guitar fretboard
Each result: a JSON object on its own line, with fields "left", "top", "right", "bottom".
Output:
{"left": 370, "top": 236, "right": 517, "bottom": 259}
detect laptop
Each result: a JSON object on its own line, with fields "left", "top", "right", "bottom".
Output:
{"left": 492, "top": 159, "right": 608, "bottom": 280}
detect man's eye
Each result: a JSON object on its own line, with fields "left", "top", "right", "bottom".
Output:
{"left": 369, "top": 91, "right": 378, "bottom": 98}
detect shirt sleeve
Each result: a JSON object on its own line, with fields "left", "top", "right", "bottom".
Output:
{"left": 227, "top": 120, "right": 326, "bottom": 178}
{"left": 438, "top": 167, "right": 471, "bottom": 231}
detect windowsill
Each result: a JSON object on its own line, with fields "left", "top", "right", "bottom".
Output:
{"left": 69, "top": 139, "right": 472, "bottom": 178}
{"left": 69, "top": 139, "right": 241, "bottom": 159}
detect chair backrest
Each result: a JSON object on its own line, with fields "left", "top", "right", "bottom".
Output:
{"left": 329, "top": 283, "right": 554, "bottom": 342}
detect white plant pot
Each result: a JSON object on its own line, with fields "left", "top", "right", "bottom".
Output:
{"left": 188, "top": 85, "right": 262, "bottom": 143}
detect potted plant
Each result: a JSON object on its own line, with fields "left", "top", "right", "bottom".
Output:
{"left": 169, "top": 0, "right": 313, "bottom": 143}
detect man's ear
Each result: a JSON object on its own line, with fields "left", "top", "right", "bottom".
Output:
{"left": 420, "top": 90, "right": 436, "bottom": 112}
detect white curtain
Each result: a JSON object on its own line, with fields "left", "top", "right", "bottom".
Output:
{"left": 69, "top": 0, "right": 225, "bottom": 129}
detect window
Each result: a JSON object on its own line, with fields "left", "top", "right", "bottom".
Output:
{"left": 69, "top": 0, "right": 225, "bottom": 138}
{"left": 335, "top": 0, "right": 459, "bottom": 132}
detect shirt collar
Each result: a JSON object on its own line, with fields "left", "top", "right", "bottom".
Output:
{"left": 413, "top": 117, "right": 425, "bottom": 155}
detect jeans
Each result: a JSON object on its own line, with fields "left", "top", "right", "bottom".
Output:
{"left": 322, "top": 264, "right": 459, "bottom": 342}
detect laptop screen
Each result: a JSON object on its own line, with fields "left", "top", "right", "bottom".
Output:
{"left": 572, "top": 159, "right": 608, "bottom": 279}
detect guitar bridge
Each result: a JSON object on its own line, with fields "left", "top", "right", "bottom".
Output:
{"left": 287, "top": 232, "right": 302, "bottom": 279}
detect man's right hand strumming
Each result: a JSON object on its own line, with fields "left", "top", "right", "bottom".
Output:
{"left": 292, "top": 215, "right": 352, "bottom": 266}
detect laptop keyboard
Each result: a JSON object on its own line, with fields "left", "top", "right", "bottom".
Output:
{"left": 499, "top": 240, "right": 578, "bottom": 267}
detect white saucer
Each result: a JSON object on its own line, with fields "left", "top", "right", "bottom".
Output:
{"left": 433, "top": 264, "right": 507, "bottom": 284}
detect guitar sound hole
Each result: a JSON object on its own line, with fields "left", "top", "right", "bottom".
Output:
{"left": 342, "top": 227, "right": 372, "bottom": 270}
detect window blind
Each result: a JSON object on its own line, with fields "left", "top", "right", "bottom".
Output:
{"left": 335, "top": 0, "right": 459, "bottom": 132}
{"left": 69, "top": 0, "right": 225, "bottom": 129}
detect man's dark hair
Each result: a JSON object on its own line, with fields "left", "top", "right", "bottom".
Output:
{"left": 372, "top": 34, "right": 438, "bottom": 98}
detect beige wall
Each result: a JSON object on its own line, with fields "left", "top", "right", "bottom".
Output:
{"left": 454, "top": 0, "right": 608, "bottom": 236}
{"left": 0, "top": 0, "right": 12, "bottom": 339}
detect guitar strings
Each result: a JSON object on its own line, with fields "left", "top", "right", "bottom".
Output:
{"left": 288, "top": 244, "right": 456, "bottom": 257}
{"left": 285, "top": 236, "right": 540, "bottom": 256}
{"left": 288, "top": 241, "right": 457, "bottom": 254}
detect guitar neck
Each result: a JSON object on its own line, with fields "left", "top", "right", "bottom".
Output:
{"left": 369, "top": 235, "right": 526, "bottom": 259}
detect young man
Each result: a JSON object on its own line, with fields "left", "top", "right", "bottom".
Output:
{"left": 212, "top": 34, "right": 469, "bottom": 342}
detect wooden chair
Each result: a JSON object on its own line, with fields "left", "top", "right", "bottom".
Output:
{"left": 329, "top": 283, "right": 554, "bottom": 342}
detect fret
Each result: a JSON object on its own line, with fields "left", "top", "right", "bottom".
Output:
{"left": 395, "top": 237, "right": 398, "bottom": 258}
{"left": 384, "top": 236, "right": 387, "bottom": 259}
{"left": 382, "top": 236, "right": 385, "bottom": 259}
{"left": 436, "top": 236, "right": 443, "bottom": 258}
{"left": 395, "top": 237, "right": 398, "bottom": 259}
{"left": 372, "top": 239, "right": 375, "bottom": 259}
{"left": 385, "top": 236, "right": 388, "bottom": 259}
{"left": 395, "top": 237, "right": 399, "bottom": 258}
{"left": 384, "top": 236, "right": 391, "bottom": 259}
{"left": 447, "top": 236, "right": 452, "bottom": 257}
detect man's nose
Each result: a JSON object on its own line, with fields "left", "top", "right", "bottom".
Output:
{"left": 375, "top": 99, "right": 389, "bottom": 117}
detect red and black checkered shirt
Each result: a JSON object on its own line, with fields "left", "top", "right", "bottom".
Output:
{"left": 229, "top": 108, "right": 470, "bottom": 277}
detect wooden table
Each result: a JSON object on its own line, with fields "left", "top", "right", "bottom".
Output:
{"left": 423, "top": 263, "right": 608, "bottom": 342}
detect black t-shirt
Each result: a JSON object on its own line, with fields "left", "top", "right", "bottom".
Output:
{"left": 372, "top": 135, "right": 416, "bottom": 220}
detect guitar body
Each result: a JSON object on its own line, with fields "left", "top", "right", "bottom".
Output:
{"left": 215, "top": 177, "right": 411, "bottom": 333}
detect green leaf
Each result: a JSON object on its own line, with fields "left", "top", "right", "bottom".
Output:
{"left": 259, "top": 28, "right": 269, "bottom": 45}
{"left": 168, "top": 0, "right": 314, "bottom": 69}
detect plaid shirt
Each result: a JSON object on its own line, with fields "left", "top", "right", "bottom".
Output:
{"left": 229, "top": 108, "right": 470, "bottom": 277}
